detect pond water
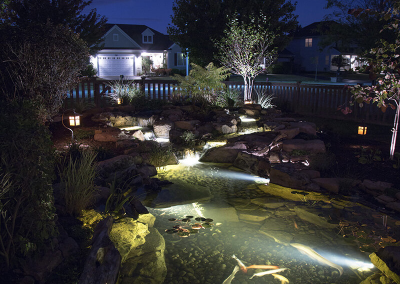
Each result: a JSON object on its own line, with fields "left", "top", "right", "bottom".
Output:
{"left": 147, "top": 161, "right": 374, "bottom": 284}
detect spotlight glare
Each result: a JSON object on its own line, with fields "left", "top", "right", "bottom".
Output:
{"left": 120, "top": 126, "right": 143, "bottom": 131}
{"left": 240, "top": 115, "right": 256, "bottom": 122}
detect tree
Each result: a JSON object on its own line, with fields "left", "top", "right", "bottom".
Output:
{"left": 216, "top": 16, "right": 277, "bottom": 102}
{"left": 321, "top": 0, "right": 397, "bottom": 55}
{"left": 168, "top": 0, "right": 297, "bottom": 66}
{"left": 350, "top": 1, "right": 400, "bottom": 159}
{"left": 0, "top": 22, "right": 90, "bottom": 122}
{"left": 0, "top": 0, "right": 107, "bottom": 51}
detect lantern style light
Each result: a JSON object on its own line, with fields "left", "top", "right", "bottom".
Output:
{"left": 358, "top": 125, "right": 367, "bottom": 135}
{"left": 117, "top": 98, "right": 122, "bottom": 105}
{"left": 69, "top": 111, "right": 82, "bottom": 126}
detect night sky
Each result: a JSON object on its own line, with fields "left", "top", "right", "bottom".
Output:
{"left": 83, "top": 0, "right": 336, "bottom": 34}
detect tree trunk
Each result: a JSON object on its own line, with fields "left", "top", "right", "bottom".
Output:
{"left": 390, "top": 104, "right": 400, "bottom": 160}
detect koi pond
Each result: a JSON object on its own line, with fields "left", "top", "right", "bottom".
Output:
{"left": 146, "top": 159, "right": 375, "bottom": 284}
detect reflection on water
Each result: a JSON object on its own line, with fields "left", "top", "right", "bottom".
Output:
{"left": 149, "top": 162, "right": 373, "bottom": 284}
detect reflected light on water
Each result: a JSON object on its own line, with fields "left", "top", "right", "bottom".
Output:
{"left": 179, "top": 152, "right": 200, "bottom": 166}
{"left": 206, "top": 168, "right": 270, "bottom": 184}
{"left": 318, "top": 252, "right": 374, "bottom": 271}
{"left": 240, "top": 115, "right": 257, "bottom": 122}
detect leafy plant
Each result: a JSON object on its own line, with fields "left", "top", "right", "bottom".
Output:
{"left": 147, "top": 144, "right": 174, "bottom": 168}
{"left": 254, "top": 88, "right": 275, "bottom": 109}
{"left": 105, "top": 178, "right": 134, "bottom": 218}
{"left": 173, "top": 62, "right": 230, "bottom": 107}
{"left": 355, "top": 146, "right": 382, "bottom": 165}
{"left": 180, "top": 131, "right": 196, "bottom": 147}
{"left": 60, "top": 150, "right": 98, "bottom": 216}
{"left": 214, "top": 88, "right": 242, "bottom": 108}
{"left": 106, "top": 80, "right": 143, "bottom": 105}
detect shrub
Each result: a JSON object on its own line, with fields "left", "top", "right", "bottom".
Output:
{"left": 214, "top": 88, "right": 242, "bottom": 108}
{"left": 60, "top": 150, "right": 98, "bottom": 216}
{"left": 254, "top": 88, "right": 275, "bottom": 109}
{"left": 0, "top": 100, "right": 57, "bottom": 272}
{"left": 147, "top": 144, "right": 174, "bottom": 168}
{"left": 106, "top": 81, "right": 143, "bottom": 105}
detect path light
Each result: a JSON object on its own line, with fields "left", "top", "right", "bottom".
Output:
{"left": 117, "top": 97, "right": 122, "bottom": 105}
{"left": 358, "top": 125, "right": 367, "bottom": 135}
{"left": 62, "top": 109, "right": 82, "bottom": 141}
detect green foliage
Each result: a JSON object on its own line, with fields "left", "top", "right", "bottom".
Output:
{"left": 142, "top": 57, "right": 153, "bottom": 74}
{"left": 216, "top": 15, "right": 277, "bottom": 101}
{"left": 290, "top": 149, "right": 310, "bottom": 157}
{"left": 106, "top": 81, "right": 143, "bottom": 105}
{"left": 254, "top": 89, "right": 275, "bottom": 109}
{"left": 60, "top": 150, "right": 98, "bottom": 216}
{"left": 168, "top": 0, "right": 298, "bottom": 66}
{"left": 80, "top": 63, "right": 97, "bottom": 77}
{"left": 173, "top": 62, "right": 230, "bottom": 106}
{"left": 147, "top": 144, "right": 174, "bottom": 168}
{"left": 0, "top": 100, "right": 57, "bottom": 272}
{"left": 105, "top": 177, "right": 137, "bottom": 218}
{"left": 0, "top": 22, "right": 89, "bottom": 122}
{"left": 0, "top": 0, "right": 107, "bottom": 51}
{"left": 214, "top": 88, "right": 242, "bottom": 108}
{"left": 74, "top": 129, "right": 95, "bottom": 141}
{"left": 180, "top": 131, "right": 196, "bottom": 147}
{"left": 355, "top": 146, "right": 382, "bottom": 165}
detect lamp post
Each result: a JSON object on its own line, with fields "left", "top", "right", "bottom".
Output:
{"left": 62, "top": 109, "right": 82, "bottom": 141}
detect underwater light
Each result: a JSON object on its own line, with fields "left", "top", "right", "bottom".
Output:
{"left": 254, "top": 177, "right": 270, "bottom": 184}
{"left": 207, "top": 168, "right": 270, "bottom": 184}
{"left": 240, "top": 116, "right": 256, "bottom": 122}
{"left": 318, "top": 252, "right": 374, "bottom": 272}
{"left": 155, "top": 138, "right": 170, "bottom": 143}
{"left": 120, "top": 126, "right": 143, "bottom": 131}
{"left": 179, "top": 152, "right": 200, "bottom": 166}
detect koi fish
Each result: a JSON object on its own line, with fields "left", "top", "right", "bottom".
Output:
{"left": 246, "top": 265, "right": 280, "bottom": 270}
{"left": 272, "top": 273, "right": 289, "bottom": 284}
{"left": 290, "top": 243, "right": 343, "bottom": 276}
{"left": 232, "top": 254, "right": 247, "bottom": 273}
{"left": 249, "top": 268, "right": 288, "bottom": 279}
{"left": 222, "top": 265, "right": 240, "bottom": 284}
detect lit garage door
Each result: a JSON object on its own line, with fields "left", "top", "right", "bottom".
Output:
{"left": 98, "top": 56, "right": 134, "bottom": 77}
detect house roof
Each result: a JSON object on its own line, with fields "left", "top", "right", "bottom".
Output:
{"left": 293, "top": 21, "right": 340, "bottom": 37}
{"left": 103, "top": 23, "right": 174, "bottom": 50}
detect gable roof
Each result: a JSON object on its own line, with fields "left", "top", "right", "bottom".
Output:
{"left": 293, "top": 21, "right": 340, "bottom": 37}
{"left": 103, "top": 23, "right": 174, "bottom": 50}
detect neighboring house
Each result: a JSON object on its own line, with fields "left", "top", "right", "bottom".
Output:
{"left": 90, "top": 24, "right": 187, "bottom": 78}
{"left": 285, "top": 21, "right": 363, "bottom": 73}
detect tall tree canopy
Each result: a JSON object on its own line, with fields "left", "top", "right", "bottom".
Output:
{"left": 0, "top": 0, "right": 107, "bottom": 49}
{"left": 321, "top": 0, "right": 397, "bottom": 55}
{"left": 168, "top": 0, "right": 298, "bottom": 66}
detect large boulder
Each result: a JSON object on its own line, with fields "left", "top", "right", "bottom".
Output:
{"left": 153, "top": 120, "right": 174, "bottom": 138}
{"left": 370, "top": 246, "right": 400, "bottom": 284}
{"left": 233, "top": 152, "right": 270, "bottom": 178}
{"left": 281, "top": 139, "right": 326, "bottom": 153}
{"left": 199, "top": 147, "right": 240, "bottom": 163}
{"left": 94, "top": 127, "right": 122, "bottom": 142}
{"left": 289, "top": 121, "right": 317, "bottom": 136}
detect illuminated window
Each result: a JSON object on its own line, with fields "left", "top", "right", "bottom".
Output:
{"left": 305, "top": 38, "right": 312, "bottom": 47}
{"left": 174, "top": 52, "right": 185, "bottom": 66}
{"left": 113, "top": 34, "right": 119, "bottom": 41}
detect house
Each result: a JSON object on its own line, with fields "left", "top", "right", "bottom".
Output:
{"left": 285, "top": 21, "right": 363, "bottom": 73}
{"left": 90, "top": 24, "right": 187, "bottom": 78}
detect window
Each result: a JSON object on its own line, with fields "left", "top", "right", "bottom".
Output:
{"left": 113, "top": 34, "right": 119, "bottom": 41}
{"left": 143, "top": 35, "right": 153, "bottom": 44}
{"left": 174, "top": 52, "right": 185, "bottom": 66}
{"left": 305, "top": 38, "right": 312, "bottom": 47}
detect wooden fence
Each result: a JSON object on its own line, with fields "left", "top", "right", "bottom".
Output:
{"left": 64, "top": 78, "right": 395, "bottom": 125}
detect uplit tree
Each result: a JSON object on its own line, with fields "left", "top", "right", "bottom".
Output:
{"left": 350, "top": 1, "right": 400, "bottom": 159}
{"left": 168, "top": 0, "right": 297, "bottom": 66}
{"left": 216, "top": 15, "right": 277, "bottom": 102}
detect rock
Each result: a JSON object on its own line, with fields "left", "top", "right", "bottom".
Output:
{"left": 22, "top": 249, "right": 64, "bottom": 283}
{"left": 259, "top": 218, "right": 294, "bottom": 244}
{"left": 59, "top": 237, "right": 78, "bottom": 258}
{"left": 263, "top": 122, "right": 284, "bottom": 132}
{"left": 278, "top": 127, "right": 300, "bottom": 139}
{"left": 136, "top": 114, "right": 156, "bottom": 127}
{"left": 174, "top": 120, "right": 200, "bottom": 131}
{"left": 213, "top": 123, "right": 238, "bottom": 134}
{"left": 238, "top": 211, "right": 271, "bottom": 222}
{"left": 233, "top": 152, "right": 270, "bottom": 177}
{"left": 376, "top": 195, "right": 397, "bottom": 204}
{"left": 199, "top": 147, "right": 240, "bottom": 163}
{"left": 268, "top": 152, "right": 281, "bottom": 163}
{"left": 79, "top": 217, "right": 121, "bottom": 284}
{"left": 225, "top": 142, "right": 248, "bottom": 150}
{"left": 293, "top": 206, "right": 337, "bottom": 228}
{"left": 200, "top": 203, "right": 240, "bottom": 222}
{"left": 161, "top": 108, "right": 183, "bottom": 121}
{"left": 153, "top": 120, "right": 174, "bottom": 138}
{"left": 269, "top": 165, "right": 308, "bottom": 189}
{"left": 370, "top": 246, "right": 400, "bottom": 284}
{"left": 385, "top": 202, "right": 400, "bottom": 213}
{"left": 289, "top": 121, "right": 317, "bottom": 136}
{"left": 119, "top": 228, "right": 167, "bottom": 284}
{"left": 312, "top": 178, "right": 340, "bottom": 194}
{"left": 361, "top": 180, "right": 393, "bottom": 192}
{"left": 94, "top": 127, "right": 122, "bottom": 142}
{"left": 299, "top": 169, "right": 320, "bottom": 179}
{"left": 281, "top": 139, "right": 326, "bottom": 153}
{"left": 251, "top": 198, "right": 286, "bottom": 209}
{"left": 132, "top": 130, "right": 145, "bottom": 141}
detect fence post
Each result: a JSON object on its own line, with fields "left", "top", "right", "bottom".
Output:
{"left": 94, "top": 80, "right": 100, "bottom": 108}
{"left": 140, "top": 76, "right": 146, "bottom": 94}
{"left": 295, "top": 81, "right": 301, "bottom": 112}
